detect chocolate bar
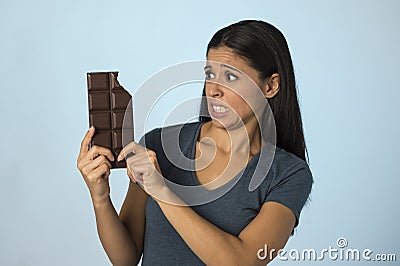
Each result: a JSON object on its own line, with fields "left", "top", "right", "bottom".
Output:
{"left": 87, "top": 71, "right": 134, "bottom": 168}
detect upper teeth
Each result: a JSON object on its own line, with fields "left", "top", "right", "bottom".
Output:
{"left": 212, "top": 105, "right": 228, "bottom": 113}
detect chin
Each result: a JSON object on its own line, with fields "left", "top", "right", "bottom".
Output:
{"left": 210, "top": 119, "right": 225, "bottom": 129}
{"left": 210, "top": 117, "right": 243, "bottom": 131}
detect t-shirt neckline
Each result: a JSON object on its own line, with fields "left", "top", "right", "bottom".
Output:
{"left": 189, "top": 121, "right": 261, "bottom": 193}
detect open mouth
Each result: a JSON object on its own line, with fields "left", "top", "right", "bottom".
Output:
{"left": 211, "top": 104, "right": 229, "bottom": 113}
{"left": 208, "top": 99, "right": 230, "bottom": 118}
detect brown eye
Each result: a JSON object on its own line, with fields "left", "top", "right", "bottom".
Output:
{"left": 205, "top": 71, "right": 215, "bottom": 80}
{"left": 226, "top": 72, "right": 238, "bottom": 81}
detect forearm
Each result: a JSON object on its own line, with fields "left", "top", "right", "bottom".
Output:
{"left": 154, "top": 188, "right": 247, "bottom": 265}
{"left": 92, "top": 196, "right": 139, "bottom": 266}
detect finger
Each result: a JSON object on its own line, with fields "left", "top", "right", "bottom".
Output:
{"left": 117, "top": 141, "right": 135, "bottom": 161}
{"left": 126, "top": 168, "right": 136, "bottom": 183}
{"left": 127, "top": 163, "right": 156, "bottom": 178}
{"left": 126, "top": 150, "right": 159, "bottom": 171}
{"left": 80, "top": 155, "right": 111, "bottom": 176}
{"left": 88, "top": 145, "right": 115, "bottom": 162}
{"left": 128, "top": 160, "right": 157, "bottom": 170}
{"left": 79, "top": 126, "right": 95, "bottom": 160}
{"left": 102, "top": 165, "right": 111, "bottom": 181}
{"left": 90, "top": 163, "right": 110, "bottom": 184}
{"left": 126, "top": 160, "right": 146, "bottom": 182}
{"left": 93, "top": 155, "right": 112, "bottom": 169}
{"left": 125, "top": 151, "right": 149, "bottom": 165}
{"left": 118, "top": 141, "right": 146, "bottom": 161}
{"left": 132, "top": 170, "right": 144, "bottom": 183}
{"left": 126, "top": 163, "right": 143, "bottom": 184}
{"left": 104, "top": 170, "right": 110, "bottom": 182}
{"left": 87, "top": 154, "right": 112, "bottom": 170}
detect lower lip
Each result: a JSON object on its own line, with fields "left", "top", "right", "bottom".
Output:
{"left": 209, "top": 105, "right": 229, "bottom": 118}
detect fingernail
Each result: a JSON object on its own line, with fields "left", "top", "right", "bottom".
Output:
{"left": 117, "top": 154, "right": 122, "bottom": 161}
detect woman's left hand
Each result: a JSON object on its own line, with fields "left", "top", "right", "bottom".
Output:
{"left": 118, "top": 142, "right": 167, "bottom": 198}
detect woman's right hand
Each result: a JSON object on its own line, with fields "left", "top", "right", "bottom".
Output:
{"left": 77, "top": 126, "right": 115, "bottom": 203}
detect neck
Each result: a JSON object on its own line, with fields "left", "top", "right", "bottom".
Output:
{"left": 201, "top": 119, "right": 262, "bottom": 157}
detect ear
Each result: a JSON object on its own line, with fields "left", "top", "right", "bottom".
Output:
{"left": 262, "top": 73, "right": 280, "bottom": 99}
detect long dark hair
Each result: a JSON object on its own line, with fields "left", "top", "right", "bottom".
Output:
{"left": 200, "top": 20, "right": 308, "bottom": 161}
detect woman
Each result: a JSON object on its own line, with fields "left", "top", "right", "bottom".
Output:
{"left": 77, "top": 20, "right": 313, "bottom": 265}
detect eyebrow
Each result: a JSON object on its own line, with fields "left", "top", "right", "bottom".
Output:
{"left": 221, "top": 63, "right": 240, "bottom": 72}
{"left": 204, "top": 63, "right": 240, "bottom": 73}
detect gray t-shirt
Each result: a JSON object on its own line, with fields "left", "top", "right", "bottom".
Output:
{"left": 140, "top": 122, "right": 313, "bottom": 265}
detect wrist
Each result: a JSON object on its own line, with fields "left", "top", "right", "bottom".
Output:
{"left": 91, "top": 194, "right": 112, "bottom": 209}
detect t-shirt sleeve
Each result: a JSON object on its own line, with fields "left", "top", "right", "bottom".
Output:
{"left": 264, "top": 161, "right": 313, "bottom": 229}
{"left": 138, "top": 127, "right": 159, "bottom": 149}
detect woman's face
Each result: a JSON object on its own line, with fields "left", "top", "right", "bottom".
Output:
{"left": 205, "top": 46, "right": 266, "bottom": 130}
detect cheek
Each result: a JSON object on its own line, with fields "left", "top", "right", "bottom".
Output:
{"left": 233, "top": 86, "right": 266, "bottom": 115}
{"left": 227, "top": 93, "right": 254, "bottom": 116}
{"left": 204, "top": 83, "right": 213, "bottom": 96}
{"left": 227, "top": 81, "right": 259, "bottom": 105}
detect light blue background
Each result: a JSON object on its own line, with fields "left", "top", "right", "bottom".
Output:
{"left": 0, "top": 0, "right": 399, "bottom": 265}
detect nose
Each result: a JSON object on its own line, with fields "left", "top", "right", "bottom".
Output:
{"left": 207, "top": 82, "right": 224, "bottom": 98}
